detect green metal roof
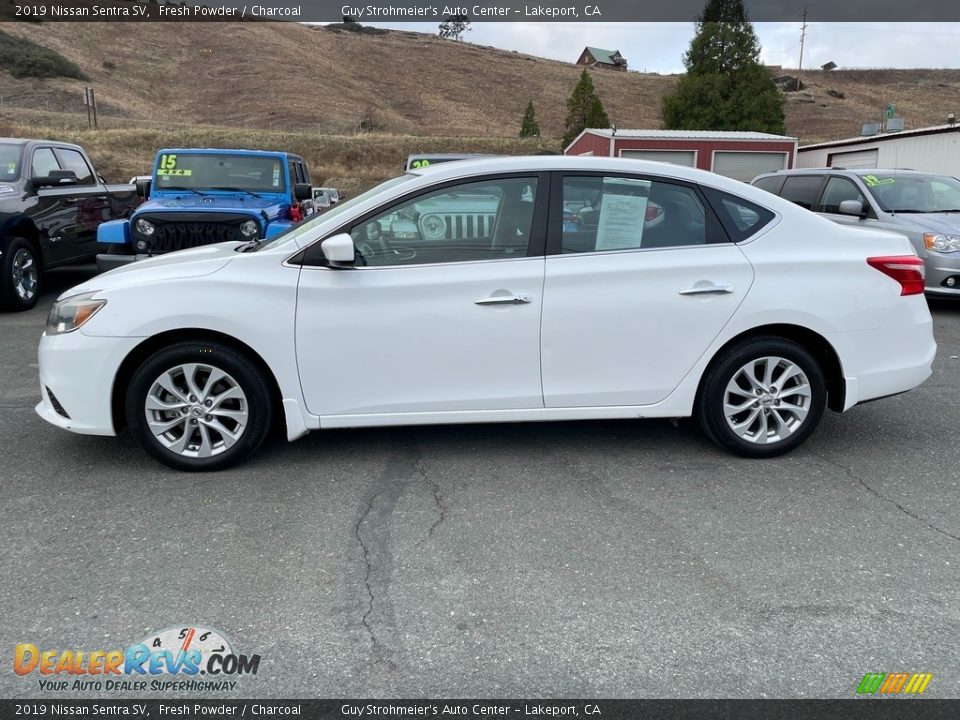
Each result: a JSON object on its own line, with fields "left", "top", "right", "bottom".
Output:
{"left": 584, "top": 47, "right": 621, "bottom": 65}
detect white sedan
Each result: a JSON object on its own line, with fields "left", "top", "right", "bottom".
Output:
{"left": 37, "top": 157, "right": 936, "bottom": 471}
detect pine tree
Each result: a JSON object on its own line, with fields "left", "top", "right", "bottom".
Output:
{"left": 519, "top": 101, "right": 540, "bottom": 137}
{"left": 562, "top": 70, "right": 610, "bottom": 148}
{"left": 439, "top": 15, "right": 471, "bottom": 41}
{"left": 662, "top": 0, "right": 785, "bottom": 134}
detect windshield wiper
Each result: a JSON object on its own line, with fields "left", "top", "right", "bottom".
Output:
{"left": 887, "top": 209, "right": 929, "bottom": 214}
{"left": 212, "top": 187, "right": 262, "bottom": 198}
{"left": 933, "top": 208, "right": 960, "bottom": 213}
{"left": 163, "top": 186, "right": 208, "bottom": 196}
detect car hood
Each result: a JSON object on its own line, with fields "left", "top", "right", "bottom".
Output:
{"left": 890, "top": 213, "right": 960, "bottom": 234}
{"left": 138, "top": 194, "right": 284, "bottom": 214}
{"left": 61, "top": 243, "right": 239, "bottom": 299}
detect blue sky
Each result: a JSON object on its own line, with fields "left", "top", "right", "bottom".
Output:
{"left": 356, "top": 22, "right": 960, "bottom": 73}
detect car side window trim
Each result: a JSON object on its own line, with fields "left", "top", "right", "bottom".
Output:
{"left": 544, "top": 171, "right": 730, "bottom": 256}
{"left": 296, "top": 171, "right": 551, "bottom": 268}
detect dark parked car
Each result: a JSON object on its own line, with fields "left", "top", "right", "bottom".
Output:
{"left": 0, "top": 139, "right": 140, "bottom": 311}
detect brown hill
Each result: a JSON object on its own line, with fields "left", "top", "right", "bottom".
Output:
{"left": 3, "top": 21, "right": 958, "bottom": 144}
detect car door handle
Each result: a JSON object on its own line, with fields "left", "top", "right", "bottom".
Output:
{"left": 475, "top": 294, "right": 531, "bottom": 305}
{"left": 679, "top": 284, "right": 734, "bottom": 296}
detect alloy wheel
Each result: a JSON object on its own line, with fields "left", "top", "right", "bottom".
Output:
{"left": 723, "top": 356, "right": 812, "bottom": 445}
{"left": 144, "top": 363, "right": 249, "bottom": 458}
{"left": 11, "top": 248, "right": 38, "bottom": 302}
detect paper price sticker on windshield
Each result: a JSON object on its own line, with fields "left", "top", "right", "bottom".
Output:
{"left": 157, "top": 169, "right": 192, "bottom": 176}
{"left": 863, "top": 174, "right": 895, "bottom": 187}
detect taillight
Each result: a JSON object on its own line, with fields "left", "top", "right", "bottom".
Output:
{"left": 867, "top": 255, "right": 925, "bottom": 296}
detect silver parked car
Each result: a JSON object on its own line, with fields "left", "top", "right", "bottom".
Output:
{"left": 752, "top": 168, "right": 960, "bottom": 297}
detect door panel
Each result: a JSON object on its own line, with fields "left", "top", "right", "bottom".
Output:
{"left": 295, "top": 258, "right": 545, "bottom": 416}
{"left": 541, "top": 247, "right": 753, "bottom": 407}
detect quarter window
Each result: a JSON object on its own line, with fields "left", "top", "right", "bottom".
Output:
{"left": 559, "top": 176, "right": 723, "bottom": 253}
{"left": 31, "top": 148, "right": 61, "bottom": 178}
{"left": 817, "top": 176, "right": 867, "bottom": 214}
{"left": 350, "top": 177, "right": 539, "bottom": 267}
{"left": 779, "top": 175, "right": 824, "bottom": 209}
{"left": 702, "top": 188, "right": 776, "bottom": 243}
{"left": 55, "top": 149, "right": 95, "bottom": 186}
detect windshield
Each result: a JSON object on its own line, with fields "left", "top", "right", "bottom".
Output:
{"left": 154, "top": 152, "right": 287, "bottom": 194}
{"left": 256, "top": 174, "right": 415, "bottom": 251}
{"left": 862, "top": 173, "right": 960, "bottom": 213}
{"left": 0, "top": 143, "right": 22, "bottom": 181}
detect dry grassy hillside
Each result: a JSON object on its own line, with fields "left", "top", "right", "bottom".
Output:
{"left": 2, "top": 22, "right": 959, "bottom": 141}
{"left": 0, "top": 21, "right": 673, "bottom": 137}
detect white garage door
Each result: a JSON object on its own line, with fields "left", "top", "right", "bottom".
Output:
{"left": 620, "top": 149, "right": 697, "bottom": 167}
{"left": 828, "top": 149, "right": 879, "bottom": 169}
{"left": 712, "top": 151, "right": 788, "bottom": 182}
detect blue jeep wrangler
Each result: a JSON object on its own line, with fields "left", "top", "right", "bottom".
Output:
{"left": 97, "top": 148, "right": 311, "bottom": 270}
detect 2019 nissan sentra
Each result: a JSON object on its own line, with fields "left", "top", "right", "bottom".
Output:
{"left": 36, "top": 157, "right": 936, "bottom": 471}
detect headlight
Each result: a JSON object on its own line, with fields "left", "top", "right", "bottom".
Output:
{"left": 240, "top": 219, "right": 259, "bottom": 237}
{"left": 46, "top": 292, "right": 107, "bottom": 335}
{"left": 135, "top": 218, "right": 155, "bottom": 236}
{"left": 924, "top": 233, "right": 960, "bottom": 253}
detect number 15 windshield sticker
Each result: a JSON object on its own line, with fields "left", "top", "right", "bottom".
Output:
{"left": 158, "top": 154, "right": 192, "bottom": 177}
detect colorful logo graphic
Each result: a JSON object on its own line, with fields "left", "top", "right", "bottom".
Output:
{"left": 856, "top": 672, "right": 932, "bottom": 695}
{"left": 14, "top": 625, "right": 260, "bottom": 692}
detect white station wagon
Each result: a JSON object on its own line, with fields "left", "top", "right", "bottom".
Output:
{"left": 37, "top": 157, "right": 936, "bottom": 471}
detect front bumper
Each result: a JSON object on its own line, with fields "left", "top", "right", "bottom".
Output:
{"left": 925, "top": 253, "right": 960, "bottom": 296}
{"left": 36, "top": 330, "right": 143, "bottom": 436}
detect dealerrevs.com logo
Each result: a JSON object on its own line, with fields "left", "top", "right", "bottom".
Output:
{"left": 14, "top": 625, "right": 261, "bottom": 692}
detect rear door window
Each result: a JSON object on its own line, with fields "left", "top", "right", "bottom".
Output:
{"left": 54, "top": 148, "right": 95, "bottom": 186}
{"left": 780, "top": 175, "right": 824, "bottom": 210}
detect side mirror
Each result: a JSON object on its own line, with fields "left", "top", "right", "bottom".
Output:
{"left": 320, "top": 233, "right": 356, "bottom": 268}
{"left": 135, "top": 178, "right": 152, "bottom": 199}
{"left": 294, "top": 182, "right": 312, "bottom": 201}
{"left": 32, "top": 169, "right": 78, "bottom": 190}
{"left": 838, "top": 199, "right": 866, "bottom": 218}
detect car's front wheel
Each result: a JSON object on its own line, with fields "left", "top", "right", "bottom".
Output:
{"left": 126, "top": 341, "right": 273, "bottom": 471}
{"left": 697, "top": 337, "right": 826, "bottom": 458}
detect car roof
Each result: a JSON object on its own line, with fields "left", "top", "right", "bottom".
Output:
{"left": 156, "top": 148, "right": 291, "bottom": 157}
{"left": 407, "top": 154, "right": 748, "bottom": 189}
{"left": 758, "top": 167, "right": 944, "bottom": 178}
{"left": 0, "top": 137, "right": 84, "bottom": 151}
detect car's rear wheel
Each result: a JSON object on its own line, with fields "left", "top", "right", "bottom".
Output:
{"left": 126, "top": 341, "right": 273, "bottom": 471}
{"left": 0, "top": 237, "right": 41, "bottom": 312}
{"left": 697, "top": 337, "right": 826, "bottom": 458}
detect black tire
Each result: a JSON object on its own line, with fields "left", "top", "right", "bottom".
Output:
{"left": 126, "top": 341, "right": 273, "bottom": 471}
{"left": 0, "top": 237, "right": 41, "bottom": 312}
{"left": 696, "top": 336, "right": 826, "bottom": 458}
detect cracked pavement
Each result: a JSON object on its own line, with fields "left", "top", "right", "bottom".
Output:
{"left": 0, "top": 266, "right": 958, "bottom": 699}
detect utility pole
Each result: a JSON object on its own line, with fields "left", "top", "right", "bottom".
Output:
{"left": 798, "top": 6, "right": 808, "bottom": 74}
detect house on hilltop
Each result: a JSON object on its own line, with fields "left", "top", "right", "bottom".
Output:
{"left": 576, "top": 47, "right": 627, "bottom": 72}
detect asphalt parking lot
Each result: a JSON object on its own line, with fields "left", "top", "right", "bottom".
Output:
{"left": 1, "top": 266, "right": 958, "bottom": 699}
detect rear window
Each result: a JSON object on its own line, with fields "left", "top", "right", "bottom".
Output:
{"left": 703, "top": 187, "right": 776, "bottom": 243}
{"left": 780, "top": 175, "right": 824, "bottom": 210}
{"left": 752, "top": 175, "right": 784, "bottom": 195}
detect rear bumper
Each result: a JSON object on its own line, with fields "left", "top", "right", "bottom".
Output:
{"left": 830, "top": 309, "right": 936, "bottom": 410}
